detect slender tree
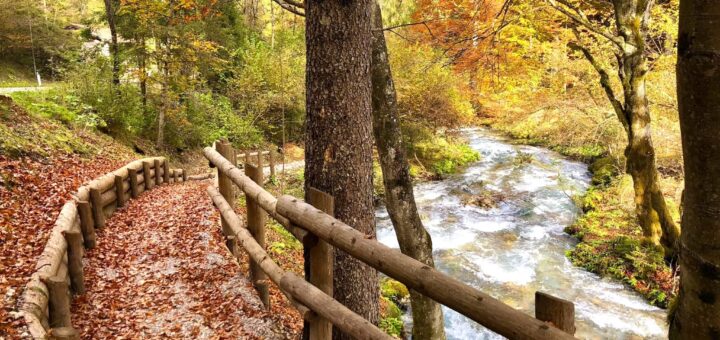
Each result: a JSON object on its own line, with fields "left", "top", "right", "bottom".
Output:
{"left": 103, "top": 0, "right": 120, "bottom": 86}
{"left": 669, "top": 0, "right": 720, "bottom": 337}
{"left": 370, "top": 2, "right": 446, "bottom": 339}
{"left": 547, "top": 0, "right": 681, "bottom": 256}
{"left": 304, "top": 0, "right": 379, "bottom": 338}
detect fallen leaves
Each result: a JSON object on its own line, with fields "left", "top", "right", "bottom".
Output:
{"left": 71, "top": 180, "right": 302, "bottom": 339}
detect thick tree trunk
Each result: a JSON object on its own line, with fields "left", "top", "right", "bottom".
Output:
{"left": 304, "top": 0, "right": 379, "bottom": 338}
{"left": 370, "top": 2, "right": 446, "bottom": 339}
{"left": 669, "top": 0, "right": 720, "bottom": 337}
{"left": 613, "top": 0, "right": 680, "bottom": 256}
{"left": 103, "top": 0, "right": 120, "bottom": 86}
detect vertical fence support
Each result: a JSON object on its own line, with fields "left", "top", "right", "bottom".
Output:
{"left": 114, "top": 175, "right": 126, "bottom": 208}
{"left": 244, "top": 149, "right": 251, "bottom": 164}
{"left": 163, "top": 159, "right": 170, "bottom": 184}
{"left": 182, "top": 169, "right": 187, "bottom": 182}
{"left": 226, "top": 235, "right": 238, "bottom": 258}
{"left": 256, "top": 150, "right": 262, "bottom": 168}
{"left": 269, "top": 148, "right": 276, "bottom": 179}
{"left": 142, "top": 161, "right": 153, "bottom": 190}
{"left": 535, "top": 291, "right": 575, "bottom": 335}
{"left": 216, "top": 140, "right": 236, "bottom": 237}
{"left": 77, "top": 201, "right": 96, "bottom": 248}
{"left": 154, "top": 159, "right": 162, "bottom": 186}
{"left": 304, "top": 187, "right": 334, "bottom": 340}
{"left": 89, "top": 188, "right": 105, "bottom": 229}
{"left": 64, "top": 230, "right": 85, "bottom": 294}
{"left": 245, "top": 162, "right": 269, "bottom": 308}
{"left": 128, "top": 168, "right": 139, "bottom": 198}
{"left": 43, "top": 275, "right": 72, "bottom": 328}
{"left": 49, "top": 327, "right": 80, "bottom": 340}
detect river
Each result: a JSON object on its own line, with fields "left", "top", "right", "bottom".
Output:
{"left": 376, "top": 128, "right": 667, "bottom": 339}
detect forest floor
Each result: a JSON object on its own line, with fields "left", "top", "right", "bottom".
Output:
{"left": 70, "top": 180, "right": 301, "bottom": 339}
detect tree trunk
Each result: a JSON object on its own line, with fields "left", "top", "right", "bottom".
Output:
{"left": 305, "top": 0, "right": 378, "bottom": 338}
{"left": 103, "top": 0, "right": 120, "bottom": 86}
{"left": 613, "top": 0, "right": 680, "bottom": 256}
{"left": 669, "top": 0, "right": 720, "bottom": 337}
{"left": 370, "top": 2, "right": 446, "bottom": 339}
{"left": 137, "top": 36, "right": 147, "bottom": 112}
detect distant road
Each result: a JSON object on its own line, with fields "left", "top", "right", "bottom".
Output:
{"left": 0, "top": 86, "right": 49, "bottom": 94}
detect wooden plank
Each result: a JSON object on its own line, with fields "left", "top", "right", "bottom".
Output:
{"left": 245, "top": 162, "right": 269, "bottom": 308}
{"left": 163, "top": 158, "right": 170, "bottom": 184}
{"left": 305, "top": 187, "right": 334, "bottom": 340}
{"left": 276, "top": 196, "right": 577, "bottom": 340}
{"left": 535, "top": 291, "right": 575, "bottom": 335}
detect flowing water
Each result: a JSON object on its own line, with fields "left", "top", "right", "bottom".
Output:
{"left": 376, "top": 128, "right": 668, "bottom": 339}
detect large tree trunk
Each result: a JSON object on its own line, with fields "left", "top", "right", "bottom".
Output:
{"left": 369, "top": 2, "right": 446, "bottom": 339}
{"left": 103, "top": 0, "right": 120, "bottom": 86}
{"left": 304, "top": 0, "right": 379, "bottom": 338}
{"left": 669, "top": 0, "right": 720, "bottom": 337}
{"left": 614, "top": 0, "right": 680, "bottom": 256}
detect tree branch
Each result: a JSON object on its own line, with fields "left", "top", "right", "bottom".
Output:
{"left": 567, "top": 40, "right": 629, "bottom": 131}
{"left": 545, "top": 0, "right": 625, "bottom": 50}
{"left": 271, "top": 0, "right": 305, "bottom": 17}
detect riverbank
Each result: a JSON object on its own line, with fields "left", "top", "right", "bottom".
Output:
{"left": 478, "top": 112, "right": 679, "bottom": 309}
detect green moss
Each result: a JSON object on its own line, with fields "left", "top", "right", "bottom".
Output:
{"left": 381, "top": 278, "right": 409, "bottom": 301}
{"left": 379, "top": 278, "right": 408, "bottom": 337}
{"left": 589, "top": 156, "right": 619, "bottom": 186}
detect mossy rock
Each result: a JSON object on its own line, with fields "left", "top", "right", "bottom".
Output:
{"left": 381, "top": 278, "right": 409, "bottom": 301}
{"left": 589, "top": 157, "right": 618, "bottom": 186}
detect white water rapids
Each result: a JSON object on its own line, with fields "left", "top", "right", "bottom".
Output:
{"left": 376, "top": 128, "right": 668, "bottom": 339}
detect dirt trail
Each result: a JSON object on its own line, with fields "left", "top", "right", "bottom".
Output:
{"left": 71, "top": 180, "right": 293, "bottom": 339}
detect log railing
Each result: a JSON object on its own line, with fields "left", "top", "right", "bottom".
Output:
{"left": 205, "top": 141, "right": 578, "bottom": 340}
{"left": 19, "top": 157, "right": 188, "bottom": 340}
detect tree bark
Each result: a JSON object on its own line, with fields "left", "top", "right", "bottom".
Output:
{"left": 612, "top": 0, "right": 680, "bottom": 256}
{"left": 370, "top": 2, "right": 446, "bottom": 339}
{"left": 103, "top": 0, "right": 120, "bottom": 86}
{"left": 304, "top": 0, "right": 379, "bottom": 337}
{"left": 669, "top": 0, "right": 720, "bottom": 337}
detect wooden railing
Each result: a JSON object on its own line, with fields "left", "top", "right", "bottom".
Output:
{"left": 19, "top": 158, "right": 187, "bottom": 339}
{"left": 205, "top": 140, "right": 578, "bottom": 340}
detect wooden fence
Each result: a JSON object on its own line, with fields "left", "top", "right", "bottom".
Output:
{"left": 205, "top": 141, "right": 578, "bottom": 340}
{"left": 19, "top": 157, "right": 187, "bottom": 340}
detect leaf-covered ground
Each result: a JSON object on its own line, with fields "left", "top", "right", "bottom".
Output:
{"left": 71, "top": 180, "right": 302, "bottom": 339}
{"left": 0, "top": 154, "right": 132, "bottom": 338}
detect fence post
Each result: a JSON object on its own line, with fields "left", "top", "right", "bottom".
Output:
{"left": 163, "top": 159, "right": 170, "bottom": 184}
{"left": 49, "top": 327, "right": 80, "bottom": 340}
{"left": 154, "top": 159, "right": 162, "bottom": 186}
{"left": 257, "top": 149, "right": 262, "bottom": 168}
{"left": 269, "top": 148, "right": 276, "bottom": 178}
{"left": 89, "top": 187, "right": 105, "bottom": 229}
{"left": 535, "top": 291, "right": 575, "bottom": 335}
{"left": 77, "top": 201, "right": 96, "bottom": 248}
{"left": 114, "top": 175, "right": 126, "bottom": 208}
{"left": 245, "top": 149, "right": 251, "bottom": 164}
{"left": 64, "top": 230, "right": 85, "bottom": 294}
{"left": 128, "top": 168, "right": 139, "bottom": 198}
{"left": 304, "top": 187, "right": 334, "bottom": 340}
{"left": 142, "top": 161, "right": 153, "bottom": 190}
{"left": 216, "top": 140, "right": 236, "bottom": 237}
{"left": 43, "top": 275, "right": 71, "bottom": 328}
{"left": 245, "top": 162, "right": 269, "bottom": 308}
{"left": 182, "top": 169, "right": 187, "bottom": 182}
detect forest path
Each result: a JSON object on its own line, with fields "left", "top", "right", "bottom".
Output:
{"left": 70, "top": 179, "right": 288, "bottom": 339}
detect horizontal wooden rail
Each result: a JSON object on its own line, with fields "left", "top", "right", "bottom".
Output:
{"left": 203, "top": 147, "right": 310, "bottom": 242}
{"left": 205, "top": 145, "right": 576, "bottom": 340}
{"left": 207, "top": 186, "right": 391, "bottom": 340}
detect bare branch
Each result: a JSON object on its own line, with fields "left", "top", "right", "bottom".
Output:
{"left": 568, "top": 39, "right": 629, "bottom": 131}
{"left": 271, "top": 0, "right": 305, "bottom": 17}
{"left": 545, "top": 0, "right": 625, "bottom": 50}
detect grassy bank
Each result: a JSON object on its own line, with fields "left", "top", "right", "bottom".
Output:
{"left": 479, "top": 107, "right": 680, "bottom": 309}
